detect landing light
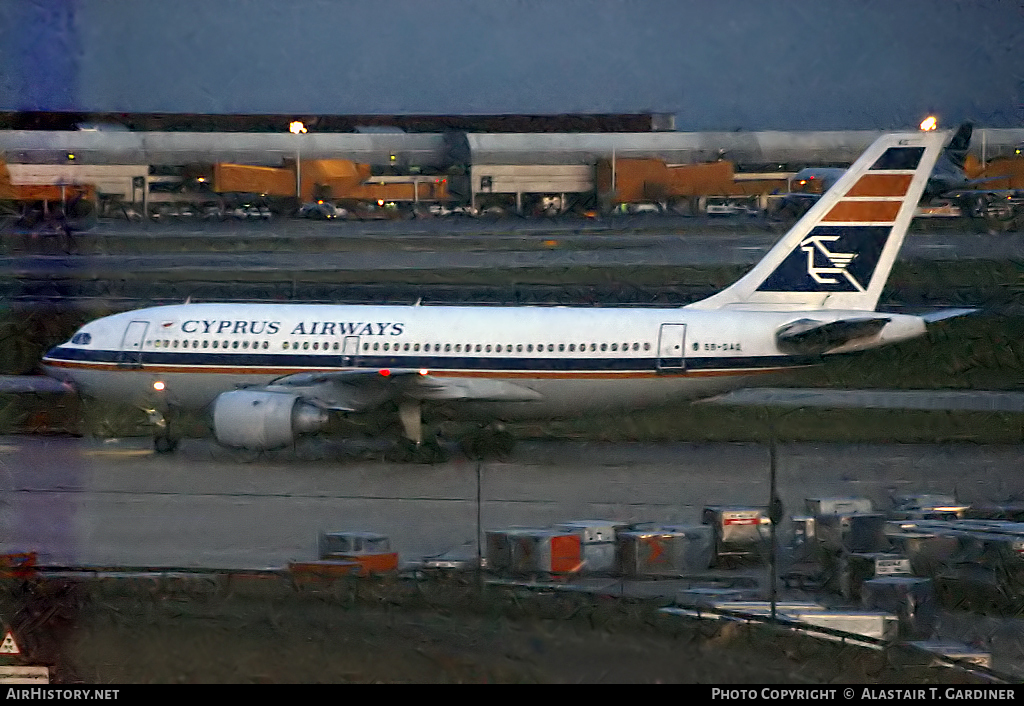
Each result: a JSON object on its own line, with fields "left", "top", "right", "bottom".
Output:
{"left": 920, "top": 116, "right": 937, "bottom": 131}
{"left": 419, "top": 369, "right": 429, "bottom": 376}
{"left": 153, "top": 381, "right": 165, "bottom": 391}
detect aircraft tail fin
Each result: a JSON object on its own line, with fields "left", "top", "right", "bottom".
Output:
{"left": 688, "top": 130, "right": 949, "bottom": 312}
{"left": 945, "top": 122, "right": 973, "bottom": 169}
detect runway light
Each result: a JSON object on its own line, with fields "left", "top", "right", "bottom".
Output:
{"left": 153, "top": 381, "right": 165, "bottom": 391}
{"left": 920, "top": 116, "right": 938, "bottom": 131}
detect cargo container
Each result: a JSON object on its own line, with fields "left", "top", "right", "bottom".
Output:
{"left": 838, "top": 552, "right": 912, "bottom": 600}
{"left": 862, "top": 576, "right": 937, "bottom": 640}
{"left": 554, "top": 520, "right": 625, "bottom": 574}
{"left": 485, "top": 528, "right": 546, "bottom": 574}
{"left": 805, "top": 497, "right": 873, "bottom": 516}
{"left": 815, "top": 513, "right": 888, "bottom": 554}
{"left": 511, "top": 530, "right": 583, "bottom": 576}
{"left": 788, "top": 515, "right": 816, "bottom": 563}
{"left": 486, "top": 528, "right": 583, "bottom": 576}
{"left": 701, "top": 506, "right": 770, "bottom": 565}
{"left": 618, "top": 526, "right": 713, "bottom": 577}
{"left": 885, "top": 530, "right": 961, "bottom": 577}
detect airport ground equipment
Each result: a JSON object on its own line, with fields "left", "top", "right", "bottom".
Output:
{"left": 554, "top": 520, "right": 625, "bottom": 575}
{"left": 316, "top": 531, "right": 398, "bottom": 575}
{"left": 838, "top": 552, "right": 912, "bottom": 600}
{"left": 814, "top": 512, "right": 888, "bottom": 555}
{"left": 485, "top": 528, "right": 582, "bottom": 576}
{"left": 805, "top": 497, "right": 873, "bottom": 516}
{"left": 702, "top": 506, "right": 771, "bottom": 566}
{"left": 617, "top": 526, "right": 713, "bottom": 578}
{"left": 890, "top": 494, "right": 968, "bottom": 521}
{"left": 862, "top": 576, "right": 938, "bottom": 640}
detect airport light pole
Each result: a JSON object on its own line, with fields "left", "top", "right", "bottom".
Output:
{"left": 764, "top": 405, "right": 794, "bottom": 624}
{"left": 289, "top": 121, "right": 306, "bottom": 203}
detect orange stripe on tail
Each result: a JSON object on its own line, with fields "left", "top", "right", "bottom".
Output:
{"left": 845, "top": 174, "right": 913, "bottom": 197}
{"left": 822, "top": 200, "right": 902, "bottom": 223}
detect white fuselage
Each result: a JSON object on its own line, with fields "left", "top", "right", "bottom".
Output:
{"left": 41, "top": 302, "right": 926, "bottom": 421}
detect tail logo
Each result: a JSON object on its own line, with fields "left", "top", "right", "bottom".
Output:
{"left": 757, "top": 226, "right": 890, "bottom": 293}
{"left": 800, "top": 235, "right": 864, "bottom": 291}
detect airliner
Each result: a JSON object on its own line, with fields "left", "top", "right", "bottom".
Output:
{"left": 41, "top": 130, "right": 970, "bottom": 460}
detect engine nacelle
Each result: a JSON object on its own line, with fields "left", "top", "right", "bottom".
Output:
{"left": 212, "top": 390, "right": 329, "bottom": 450}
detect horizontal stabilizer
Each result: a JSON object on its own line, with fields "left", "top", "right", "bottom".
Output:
{"left": 919, "top": 308, "right": 977, "bottom": 323}
{"left": 776, "top": 317, "right": 890, "bottom": 354}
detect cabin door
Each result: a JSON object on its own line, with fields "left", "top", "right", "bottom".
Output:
{"left": 656, "top": 324, "right": 687, "bottom": 371}
{"left": 341, "top": 336, "right": 360, "bottom": 366}
{"left": 119, "top": 320, "right": 149, "bottom": 367}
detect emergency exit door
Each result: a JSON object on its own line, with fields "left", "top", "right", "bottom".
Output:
{"left": 657, "top": 324, "right": 687, "bottom": 371}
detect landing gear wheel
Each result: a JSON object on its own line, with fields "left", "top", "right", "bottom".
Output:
{"left": 386, "top": 437, "right": 448, "bottom": 464}
{"left": 153, "top": 435, "right": 179, "bottom": 454}
{"left": 460, "top": 428, "right": 516, "bottom": 460}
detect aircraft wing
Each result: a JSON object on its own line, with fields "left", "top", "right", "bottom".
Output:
{"left": 259, "top": 368, "right": 542, "bottom": 411}
{"left": 775, "top": 317, "right": 891, "bottom": 354}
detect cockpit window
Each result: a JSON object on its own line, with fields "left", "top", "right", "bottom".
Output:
{"left": 71, "top": 332, "right": 92, "bottom": 345}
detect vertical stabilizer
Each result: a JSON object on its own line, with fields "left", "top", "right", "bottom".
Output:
{"left": 688, "top": 131, "right": 949, "bottom": 311}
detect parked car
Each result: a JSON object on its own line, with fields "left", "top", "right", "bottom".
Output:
{"left": 298, "top": 202, "right": 344, "bottom": 219}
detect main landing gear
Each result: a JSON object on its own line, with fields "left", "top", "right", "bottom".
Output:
{"left": 459, "top": 424, "right": 516, "bottom": 461}
{"left": 384, "top": 399, "right": 449, "bottom": 464}
{"left": 148, "top": 409, "right": 180, "bottom": 454}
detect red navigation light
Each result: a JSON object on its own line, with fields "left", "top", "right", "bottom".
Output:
{"left": 379, "top": 369, "right": 391, "bottom": 377}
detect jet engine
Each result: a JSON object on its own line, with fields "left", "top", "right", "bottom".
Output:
{"left": 212, "top": 390, "right": 329, "bottom": 450}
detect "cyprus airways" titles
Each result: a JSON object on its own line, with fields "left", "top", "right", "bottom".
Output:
{"left": 179, "top": 320, "right": 405, "bottom": 336}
